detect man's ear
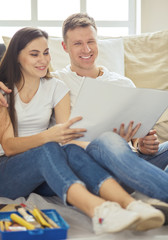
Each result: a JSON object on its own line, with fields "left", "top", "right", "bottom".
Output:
{"left": 62, "top": 41, "right": 68, "bottom": 53}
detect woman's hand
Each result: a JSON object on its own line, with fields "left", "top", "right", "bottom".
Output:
{"left": 113, "top": 121, "right": 141, "bottom": 142}
{"left": 0, "top": 82, "right": 12, "bottom": 107}
{"left": 47, "top": 116, "right": 87, "bottom": 144}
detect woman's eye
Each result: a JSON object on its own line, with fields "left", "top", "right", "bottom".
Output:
{"left": 30, "top": 54, "right": 38, "bottom": 57}
{"left": 44, "top": 52, "right": 49, "bottom": 55}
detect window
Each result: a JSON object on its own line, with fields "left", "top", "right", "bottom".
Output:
{"left": 0, "top": 0, "right": 136, "bottom": 42}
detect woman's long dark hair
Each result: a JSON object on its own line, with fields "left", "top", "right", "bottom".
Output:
{"left": 0, "top": 27, "right": 50, "bottom": 135}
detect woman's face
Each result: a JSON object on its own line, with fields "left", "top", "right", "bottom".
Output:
{"left": 18, "top": 37, "right": 51, "bottom": 81}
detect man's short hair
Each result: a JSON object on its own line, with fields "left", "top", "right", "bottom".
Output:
{"left": 62, "top": 13, "right": 97, "bottom": 42}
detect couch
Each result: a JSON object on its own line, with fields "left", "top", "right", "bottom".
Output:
{"left": 1, "top": 30, "right": 168, "bottom": 240}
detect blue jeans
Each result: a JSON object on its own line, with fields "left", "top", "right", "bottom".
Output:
{"left": 0, "top": 142, "right": 111, "bottom": 203}
{"left": 137, "top": 140, "right": 168, "bottom": 169}
{"left": 86, "top": 132, "right": 168, "bottom": 203}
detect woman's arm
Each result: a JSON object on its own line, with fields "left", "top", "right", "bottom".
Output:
{"left": 1, "top": 107, "right": 49, "bottom": 156}
{"left": 1, "top": 94, "right": 86, "bottom": 156}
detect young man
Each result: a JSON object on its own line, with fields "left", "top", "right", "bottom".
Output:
{"left": 51, "top": 13, "right": 168, "bottom": 202}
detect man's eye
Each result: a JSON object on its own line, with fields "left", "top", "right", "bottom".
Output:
{"left": 74, "top": 42, "right": 81, "bottom": 45}
{"left": 88, "top": 41, "right": 95, "bottom": 44}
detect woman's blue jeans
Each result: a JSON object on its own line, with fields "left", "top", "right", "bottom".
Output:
{"left": 86, "top": 132, "right": 168, "bottom": 202}
{"left": 0, "top": 142, "right": 111, "bottom": 204}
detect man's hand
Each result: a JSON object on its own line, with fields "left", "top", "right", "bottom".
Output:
{"left": 137, "top": 129, "right": 159, "bottom": 155}
{"left": 113, "top": 121, "right": 141, "bottom": 142}
{"left": 0, "top": 82, "right": 12, "bottom": 107}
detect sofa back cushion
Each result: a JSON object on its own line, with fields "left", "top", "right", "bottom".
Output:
{"left": 123, "top": 30, "right": 168, "bottom": 143}
{"left": 124, "top": 30, "right": 168, "bottom": 90}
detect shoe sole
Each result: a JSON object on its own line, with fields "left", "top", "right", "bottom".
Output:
{"left": 152, "top": 204, "right": 168, "bottom": 225}
{"left": 132, "top": 216, "right": 164, "bottom": 231}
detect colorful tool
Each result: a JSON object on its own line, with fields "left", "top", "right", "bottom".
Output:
{"left": 10, "top": 213, "right": 35, "bottom": 230}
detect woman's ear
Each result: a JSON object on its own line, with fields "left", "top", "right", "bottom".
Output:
{"left": 62, "top": 41, "right": 68, "bottom": 53}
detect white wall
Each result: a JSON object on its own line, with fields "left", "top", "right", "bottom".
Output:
{"left": 141, "top": 0, "right": 168, "bottom": 33}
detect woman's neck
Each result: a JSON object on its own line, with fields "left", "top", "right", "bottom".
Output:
{"left": 16, "top": 78, "right": 40, "bottom": 103}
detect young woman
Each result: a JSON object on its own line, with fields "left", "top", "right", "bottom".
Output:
{"left": 0, "top": 27, "right": 164, "bottom": 235}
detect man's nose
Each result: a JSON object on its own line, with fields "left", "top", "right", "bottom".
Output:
{"left": 83, "top": 43, "right": 91, "bottom": 52}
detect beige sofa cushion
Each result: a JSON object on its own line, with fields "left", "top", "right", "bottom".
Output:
{"left": 124, "top": 30, "right": 168, "bottom": 142}
{"left": 124, "top": 30, "right": 168, "bottom": 90}
{"left": 154, "top": 121, "right": 168, "bottom": 143}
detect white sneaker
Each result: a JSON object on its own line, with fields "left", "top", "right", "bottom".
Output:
{"left": 92, "top": 201, "right": 140, "bottom": 235}
{"left": 127, "top": 200, "right": 165, "bottom": 231}
{"left": 132, "top": 191, "right": 168, "bottom": 225}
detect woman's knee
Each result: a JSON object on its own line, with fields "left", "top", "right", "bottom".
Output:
{"left": 64, "top": 144, "right": 86, "bottom": 161}
{"left": 63, "top": 144, "right": 84, "bottom": 157}
{"left": 38, "top": 142, "right": 66, "bottom": 156}
{"left": 43, "top": 142, "right": 60, "bottom": 151}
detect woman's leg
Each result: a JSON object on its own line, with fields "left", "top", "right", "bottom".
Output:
{"left": 0, "top": 142, "right": 84, "bottom": 202}
{"left": 0, "top": 142, "right": 141, "bottom": 233}
{"left": 86, "top": 132, "right": 168, "bottom": 202}
{"left": 64, "top": 144, "right": 135, "bottom": 208}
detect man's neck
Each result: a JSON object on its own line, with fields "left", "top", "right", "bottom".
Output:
{"left": 70, "top": 66, "right": 102, "bottom": 78}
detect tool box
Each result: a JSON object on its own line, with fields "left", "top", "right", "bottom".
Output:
{"left": 0, "top": 209, "right": 69, "bottom": 240}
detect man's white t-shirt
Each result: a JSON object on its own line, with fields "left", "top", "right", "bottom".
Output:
{"left": 0, "top": 77, "right": 69, "bottom": 156}
{"left": 52, "top": 65, "right": 135, "bottom": 109}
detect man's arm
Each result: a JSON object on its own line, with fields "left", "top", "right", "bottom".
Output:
{"left": 0, "top": 82, "right": 12, "bottom": 107}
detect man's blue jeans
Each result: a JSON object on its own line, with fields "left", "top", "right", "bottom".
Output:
{"left": 86, "top": 132, "right": 168, "bottom": 202}
{"left": 0, "top": 142, "right": 111, "bottom": 203}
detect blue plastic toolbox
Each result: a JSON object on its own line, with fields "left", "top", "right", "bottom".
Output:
{"left": 0, "top": 209, "right": 69, "bottom": 240}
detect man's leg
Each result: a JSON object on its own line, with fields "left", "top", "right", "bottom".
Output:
{"left": 137, "top": 141, "right": 168, "bottom": 170}
{"left": 86, "top": 132, "right": 168, "bottom": 202}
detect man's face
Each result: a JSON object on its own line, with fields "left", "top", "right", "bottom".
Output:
{"left": 63, "top": 26, "right": 98, "bottom": 73}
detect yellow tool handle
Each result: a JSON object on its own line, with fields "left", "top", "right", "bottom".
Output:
{"left": 10, "top": 213, "right": 35, "bottom": 230}
{"left": 0, "top": 221, "right": 4, "bottom": 231}
{"left": 32, "top": 209, "right": 51, "bottom": 228}
{"left": 4, "top": 221, "right": 11, "bottom": 231}
{"left": 40, "top": 210, "right": 59, "bottom": 228}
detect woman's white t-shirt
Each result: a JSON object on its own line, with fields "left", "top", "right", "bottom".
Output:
{"left": 0, "top": 77, "right": 69, "bottom": 155}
